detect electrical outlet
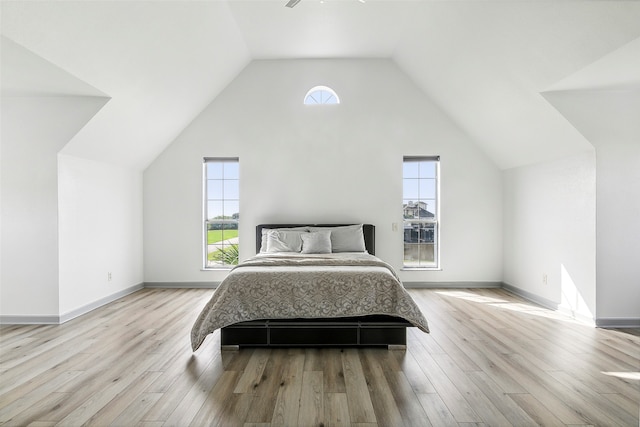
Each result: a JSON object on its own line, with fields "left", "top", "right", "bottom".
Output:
{"left": 392, "top": 223, "right": 398, "bottom": 232}
{"left": 108, "top": 272, "right": 112, "bottom": 282}
{"left": 542, "top": 273, "right": 548, "bottom": 285}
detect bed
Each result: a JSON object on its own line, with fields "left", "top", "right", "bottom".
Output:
{"left": 190, "top": 224, "right": 429, "bottom": 350}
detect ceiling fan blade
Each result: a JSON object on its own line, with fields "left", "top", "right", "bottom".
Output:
{"left": 285, "top": 0, "right": 302, "bottom": 8}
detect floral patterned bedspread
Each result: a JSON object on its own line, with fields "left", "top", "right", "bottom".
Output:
{"left": 190, "top": 253, "right": 429, "bottom": 351}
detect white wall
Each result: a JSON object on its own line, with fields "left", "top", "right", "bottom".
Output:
{"left": 144, "top": 59, "right": 503, "bottom": 284}
{"left": 543, "top": 88, "right": 640, "bottom": 326}
{"left": 502, "top": 151, "right": 597, "bottom": 322}
{"left": 1, "top": 96, "right": 107, "bottom": 318}
{"left": 58, "top": 154, "right": 143, "bottom": 317}
{"left": 595, "top": 140, "right": 640, "bottom": 324}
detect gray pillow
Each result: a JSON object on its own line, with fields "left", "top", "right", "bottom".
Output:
{"left": 260, "top": 226, "right": 308, "bottom": 252}
{"left": 301, "top": 231, "right": 332, "bottom": 254}
{"left": 309, "top": 224, "right": 366, "bottom": 253}
{"left": 266, "top": 229, "right": 306, "bottom": 253}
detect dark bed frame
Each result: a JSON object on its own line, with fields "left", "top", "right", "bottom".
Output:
{"left": 220, "top": 224, "right": 412, "bottom": 349}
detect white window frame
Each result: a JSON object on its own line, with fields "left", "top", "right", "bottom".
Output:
{"left": 403, "top": 156, "right": 440, "bottom": 269}
{"left": 203, "top": 157, "right": 239, "bottom": 269}
{"left": 304, "top": 86, "right": 340, "bottom": 105}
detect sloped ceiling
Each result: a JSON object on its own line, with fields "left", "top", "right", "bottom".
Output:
{"left": 1, "top": 1, "right": 250, "bottom": 169}
{"left": 1, "top": 36, "right": 108, "bottom": 98}
{"left": 391, "top": 1, "right": 640, "bottom": 169}
{"left": 2, "top": 0, "right": 640, "bottom": 171}
{"left": 1, "top": 36, "right": 110, "bottom": 152}
{"left": 543, "top": 36, "right": 640, "bottom": 146}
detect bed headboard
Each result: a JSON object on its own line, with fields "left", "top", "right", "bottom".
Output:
{"left": 256, "top": 224, "right": 375, "bottom": 255}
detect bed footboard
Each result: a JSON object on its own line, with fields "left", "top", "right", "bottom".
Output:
{"left": 220, "top": 315, "right": 410, "bottom": 348}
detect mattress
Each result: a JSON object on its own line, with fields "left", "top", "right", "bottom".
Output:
{"left": 190, "top": 252, "right": 429, "bottom": 351}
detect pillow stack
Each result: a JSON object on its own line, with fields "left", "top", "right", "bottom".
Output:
{"left": 260, "top": 224, "right": 367, "bottom": 254}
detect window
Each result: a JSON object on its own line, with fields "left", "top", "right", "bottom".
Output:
{"left": 204, "top": 158, "right": 239, "bottom": 268}
{"left": 403, "top": 156, "right": 439, "bottom": 268}
{"left": 304, "top": 86, "right": 340, "bottom": 105}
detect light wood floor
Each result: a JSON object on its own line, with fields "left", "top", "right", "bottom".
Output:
{"left": 1, "top": 288, "right": 638, "bottom": 426}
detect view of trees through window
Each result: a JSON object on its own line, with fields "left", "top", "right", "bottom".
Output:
{"left": 403, "top": 156, "right": 439, "bottom": 268}
{"left": 204, "top": 158, "right": 239, "bottom": 267}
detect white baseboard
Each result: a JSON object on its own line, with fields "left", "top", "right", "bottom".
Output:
{"left": 501, "top": 283, "right": 604, "bottom": 327}
{"left": 0, "top": 283, "right": 144, "bottom": 325}
{"left": 59, "top": 283, "right": 144, "bottom": 323}
{"left": 144, "top": 282, "right": 219, "bottom": 289}
{"left": 404, "top": 281, "right": 502, "bottom": 289}
{"left": 596, "top": 317, "right": 640, "bottom": 328}
{"left": 500, "top": 282, "right": 559, "bottom": 311}
{"left": 0, "top": 314, "right": 60, "bottom": 325}
{"left": 4, "top": 281, "right": 637, "bottom": 330}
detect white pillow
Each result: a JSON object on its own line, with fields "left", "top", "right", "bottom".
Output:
{"left": 309, "top": 224, "right": 366, "bottom": 253}
{"left": 266, "top": 229, "right": 306, "bottom": 253}
{"left": 301, "top": 231, "right": 332, "bottom": 254}
{"left": 260, "top": 226, "right": 308, "bottom": 252}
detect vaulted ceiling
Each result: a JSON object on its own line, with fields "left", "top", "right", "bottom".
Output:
{"left": 2, "top": 0, "right": 640, "bottom": 170}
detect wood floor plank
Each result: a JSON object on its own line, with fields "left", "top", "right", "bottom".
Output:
{"left": 0, "top": 288, "right": 637, "bottom": 427}
{"left": 416, "top": 393, "right": 458, "bottom": 427}
{"left": 1, "top": 392, "right": 72, "bottom": 427}
{"left": 212, "top": 392, "right": 256, "bottom": 427}
{"left": 297, "top": 371, "right": 324, "bottom": 426}
{"left": 233, "top": 348, "right": 271, "bottom": 394}
{"left": 81, "top": 370, "right": 163, "bottom": 426}
{"left": 0, "top": 324, "right": 39, "bottom": 346}
{"left": 188, "top": 370, "right": 242, "bottom": 426}
{"left": 507, "top": 393, "right": 566, "bottom": 427}
{"left": 0, "top": 320, "right": 102, "bottom": 371}
{"left": 322, "top": 348, "right": 347, "bottom": 393}
{"left": 242, "top": 350, "right": 288, "bottom": 424}
{"left": 431, "top": 352, "right": 512, "bottom": 426}
{"left": 407, "top": 343, "right": 480, "bottom": 423}
{"left": 359, "top": 349, "right": 404, "bottom": 427}
{"left": 20, "top": 333, "right": 160, "bottom": 424}
{"left": 466, "top": 371, "right": 538, "bottom": 426}
{"left": 324, "top": 392, "right": 351, "bottom": 427}
{"left": 0, "top": 336, "right": 96, "bottom": 395}
{"left": 303, "top": 347, "right": 324, "bottom": 371}
{"left": 160, "top": 353, "right": 225, "bottom": 427}
{"left": 51, "top": 351, "right": 161, "bottom": 426}
{"left": 142, "top": 351, "right": 222, "bottom": 422}
{"left": 0, "top": 370, "right": 84, "bottom": 423}
{"left": 111, "top": 392, "right": 163, "bottom": 427}
{"left": 341, "top": 348, "right": 376, "bottom": 424}
{"left": 145, "top": 347, "right": 204, "bottom": 393}
{"left": 383, "top": 369, "right": 432, "bottom": 426}
{"left": 0, "top": 352, "right": 94, "bottom": 409}
{"left": 459, "top": 337, "right": 529, "bottom": 394}
{"left": 136, "top": 422, "right": 165, "bottom": 427}
{"left": 270, "top": 350, "right": 305, "bottom": 426}
{"left": 391, "top": 343, "right": 436, "bottom": 394}
{"left": 415, "top": 321, "right": 481, "bottom": 372}
{"left": 222, "top": 347, "right": 255, "bottom": 372}
{"left": 502, "top": 353, "right": 608, "bottom": 425}
{"left": 546, "top": 370, "right": 638, "bottom": 426}
{"left": 600, "top": 392, "right": 640, "bottom": 420}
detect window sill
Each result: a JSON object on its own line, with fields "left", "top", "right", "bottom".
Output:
{"left": 401, "top": 267, "right": 442, "bottom": 271}
{"left": 201, "top": 267, "right": 233, "bottom": 271}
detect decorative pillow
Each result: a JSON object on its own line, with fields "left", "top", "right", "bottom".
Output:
{"left": 301, "top": 231, "right": 332, "bottom": 254}
{"left": 266, "top": 229, "right": 306, "bottom": 253}
{"left": 260, "top": 227, "right": 308, "bottom": 252}
{"left": 309, "top": 224, "right": 366, "bottom": 253}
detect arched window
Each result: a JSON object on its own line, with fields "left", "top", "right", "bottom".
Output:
{"left": 304, "top": 86, "right": 340, "bottom": 105}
